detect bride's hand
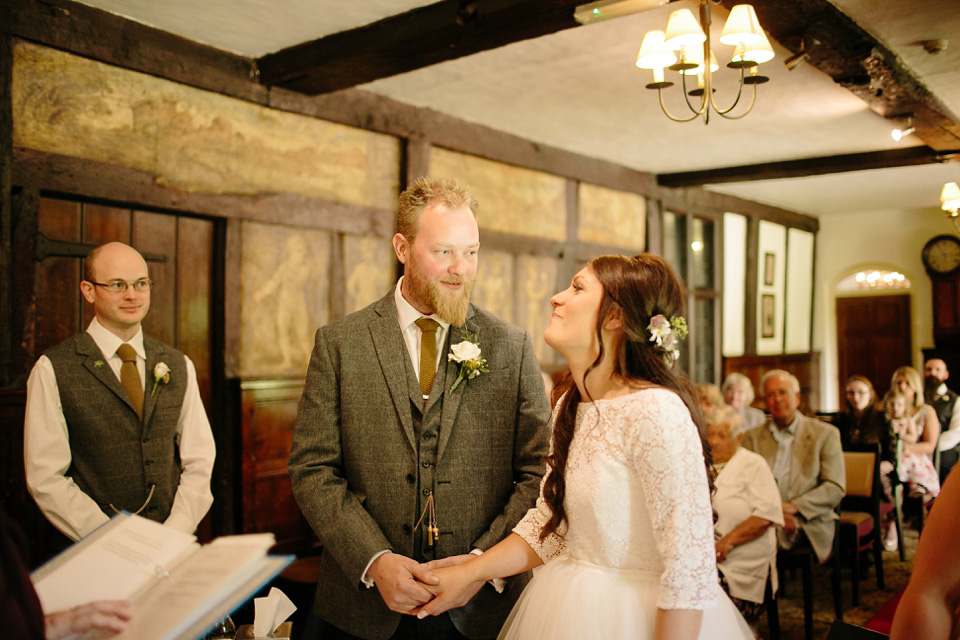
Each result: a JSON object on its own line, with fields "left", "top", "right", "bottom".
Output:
{"left": 414, "top": 555, "right": 486, "bottom": 618}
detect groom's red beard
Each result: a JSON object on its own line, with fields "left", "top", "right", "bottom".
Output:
{"left": 406, "top": 268, "right": 474, "bottom": 326}
{"left": 428, "top": 276, "right": 474, "bottom": 325}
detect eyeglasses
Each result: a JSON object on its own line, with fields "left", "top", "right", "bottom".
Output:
{"left": 89, "top": 279, "right": 153, "bottom": 294}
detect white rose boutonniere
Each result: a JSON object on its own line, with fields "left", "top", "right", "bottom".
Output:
{"left": 152, "top": 362, "right": 171, "bottom": 396}
{"left": 448, "top": 330, "right": 488, "bottom": 392}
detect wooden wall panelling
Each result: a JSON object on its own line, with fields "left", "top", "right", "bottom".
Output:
{"left": 176, "top": 216, "right": 215, "bottom": 405}
{"left": 0, "top": 32, "right": 11, "bottom": 385}
{"left": 10, "top": 188, "right": 39, "bottom": 383}
{"left": 14, "top": 149, "right": 396, "bottom": 237}
{"left": 224, "top": 220, "right": 243, "bottom": 380}
{"left": 723, "top": 352, "right": 822, "bottom": 413}
{"left": 35, "top": 197, "right": 82, "bottom": 355}
{"left": 134, "top": 210, "right": 177, "bottom": 347}
{"left": 237, "top": 378, "right": 316, "bottom": 554}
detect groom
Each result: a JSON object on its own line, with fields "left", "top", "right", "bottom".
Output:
{"left": 289, "top": 177, "right": 551, "bottom": 639}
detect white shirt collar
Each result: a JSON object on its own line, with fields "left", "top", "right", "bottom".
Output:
{"left": 87, "top": 317, "right": 145, "bottom": 360}
{"left": 768, "top": 414, "right": 799, "bottom": 441}
{"left": 394, "top": 277, "right": 450, "bottom": 333}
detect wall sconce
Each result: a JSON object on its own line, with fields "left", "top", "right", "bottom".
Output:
{"left": 891, "top": 117, "right": 915, "bottom": 141}
{"left": 942, "top": 182, "right": 960, "bottom": 215}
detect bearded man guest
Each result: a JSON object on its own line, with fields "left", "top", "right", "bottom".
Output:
{"left": 24, "top": 242, "right": 216, "bottom": 545}
{"left": 925, "top": 358, "right": 960, "bottom": 483}
{"left": 289, "top": 177, "right": 551, "bottom": 640}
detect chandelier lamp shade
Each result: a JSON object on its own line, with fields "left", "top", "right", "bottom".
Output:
{"left": 635, "top": 1, "right": 773, "bottom": 123}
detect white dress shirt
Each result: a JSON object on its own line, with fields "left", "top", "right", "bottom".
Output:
{"left": 769, "top": 416, "right": 799, "bottom": 502}
{"left": 24, "top": 317, "right": 216, "bottom": 541}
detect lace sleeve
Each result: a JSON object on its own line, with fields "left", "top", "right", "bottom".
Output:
{"left": 512, "top": 468, "right": 567, "bottom": 562}
{"left": 626, "top": 391, "right": 718, "bottom": 610}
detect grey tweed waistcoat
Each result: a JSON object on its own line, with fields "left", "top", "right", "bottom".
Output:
{"left": 45, "top": 332, "right": 188, "bottom": 523}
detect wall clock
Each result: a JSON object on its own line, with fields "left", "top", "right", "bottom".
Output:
{"left": 922, "top": 235, "right": 960, "bottom": 275}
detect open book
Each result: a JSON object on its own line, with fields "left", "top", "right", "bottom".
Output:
{"left": 31, "top": 513, "right": 293, "bottom": 640}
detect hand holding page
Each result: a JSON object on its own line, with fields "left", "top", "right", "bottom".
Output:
{"left": 32, "top": 514, "right": 197, "bottom": 613}
{"left": 31, "top": 514, "right": 293, "bottom": 640}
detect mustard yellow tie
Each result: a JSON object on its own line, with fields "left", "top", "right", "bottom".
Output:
{"left": 117, "top": 343, "right": 143, "bottom": 418}
{"left": 415, "top": 317, "right": 440, "bottom": 397}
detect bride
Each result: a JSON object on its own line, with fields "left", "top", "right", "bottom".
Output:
{"left": 415, "top": 254, "right": 752, "bottom": 639}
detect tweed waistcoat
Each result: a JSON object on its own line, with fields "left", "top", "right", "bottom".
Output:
{"left": 45, "top": 332, "right": 188, "bottom": 523}
{"left": 932, "top": 388, "right": 958, "bottom": 431}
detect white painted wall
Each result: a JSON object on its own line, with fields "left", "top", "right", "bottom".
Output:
{"left": 814, "top": 206, "right": 946, "bottom": 410}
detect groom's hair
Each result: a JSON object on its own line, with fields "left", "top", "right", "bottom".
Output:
{"left": 395, "top": 176, "right": 479, "bottom": 242}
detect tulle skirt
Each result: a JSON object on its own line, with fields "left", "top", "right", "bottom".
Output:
{"left": 498, "top": 555, "right": 754, "bottom": 640}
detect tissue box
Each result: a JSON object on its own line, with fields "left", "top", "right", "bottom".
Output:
{"left": 235, "top": 621, "right": 292, "bottom": 639}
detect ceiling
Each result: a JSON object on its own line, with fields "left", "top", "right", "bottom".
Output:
{"left": 69, "top": 0, "right": 960, "bottom": 218}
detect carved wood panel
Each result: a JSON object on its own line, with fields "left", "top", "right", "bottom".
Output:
{"left": 237, "top": 378, "right": 317, "bottom": 554}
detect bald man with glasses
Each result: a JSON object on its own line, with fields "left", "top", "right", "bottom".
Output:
{"left": 24, "top": 242, "right": 215, "bottom": 546}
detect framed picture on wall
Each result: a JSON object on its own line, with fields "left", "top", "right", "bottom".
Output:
{"left": 761, "top": 294, "right": 776, "bottom": 338}
{"left": 763, "top": 252, "right": 775, "bottom": 286}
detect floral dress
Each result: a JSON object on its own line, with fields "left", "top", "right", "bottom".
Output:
{"left": 498, "top": 389, "right": 752, "bottom": 640}
{"left": 897, "top": 405, "right": 941, "bottom": 498}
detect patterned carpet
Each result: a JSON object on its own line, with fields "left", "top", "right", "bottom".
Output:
{"left": 753, "top": 527, "right": 917, "bottom": 640}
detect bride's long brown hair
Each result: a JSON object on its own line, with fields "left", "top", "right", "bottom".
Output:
{"left": 539, "top": 253, "right": 713, "bottom": 540}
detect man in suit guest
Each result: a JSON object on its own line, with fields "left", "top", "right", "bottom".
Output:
{"left": 742, "top": 369, "right": 845, "bottom": 563}
{"left": 289, "top": 177, "right": 551, "bottom": 640}
{"left": 24, "top": 242, "right": 216, "bottom": 544}
{"left": 925, "top": 358, "right": 960, "bottom": 482}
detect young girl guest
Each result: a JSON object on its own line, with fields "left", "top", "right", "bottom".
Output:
{"left": 415, "top": 254, "right": 751, "bottom": 640}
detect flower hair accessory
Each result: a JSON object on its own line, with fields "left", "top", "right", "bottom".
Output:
{"left": 647, "top": 314, "right": 688, "bottom": 364}
{"left": 151, "top": 362, "right": 171, "bottom": 396}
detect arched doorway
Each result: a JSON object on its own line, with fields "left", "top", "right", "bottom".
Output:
{"left": 835, "top": 268, "right": 912, "bottom": 400}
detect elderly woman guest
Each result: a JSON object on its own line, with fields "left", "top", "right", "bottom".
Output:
{"left": 722, "top": 373, "right": 766, "bottom": 430}
{"left": 707, "top": 406, "right": 784, "bottom": 628}
{"left": 696, "top": 383, "right": 725, "bottom": 418}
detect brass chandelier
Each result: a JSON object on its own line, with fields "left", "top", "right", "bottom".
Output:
{"left": 635, "top": 0, "right": 773, "bottom": 123}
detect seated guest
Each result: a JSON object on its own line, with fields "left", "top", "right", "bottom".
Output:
{"left": 883, "top": 388, "right": 940, "bottom": 554}
{"left": 722, "top": 372, "right": 766, "bottom": 430}
{"left": 892, "top": 365, "right": 941, "bottom": 470}
{"left": 707, "top": 406, "right": 783, "bottom": 629}
{"left": 890, "top": 465, "right": 960, "bottom": 640}
{"left": 742, "top": 370, "right": 845, "bottom": 563}
{"left": 696, "top": 382, "right": 725, "bottom": 417}
{"left": 924, "top": 358, "right": 960, "bottom": 483}
{"left": 835, "top": 375, "right": 894, "bottom": 458}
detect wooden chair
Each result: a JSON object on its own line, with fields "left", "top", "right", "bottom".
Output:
{"left": 839, "top": 444, "right": 884, "bottom": 606}
{"left": 777, "top": 513, "right": 844, "bottom": 640}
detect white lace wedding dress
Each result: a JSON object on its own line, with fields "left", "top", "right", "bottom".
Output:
{"left": 499, "top": 389, "right": 753, "bottom": 640}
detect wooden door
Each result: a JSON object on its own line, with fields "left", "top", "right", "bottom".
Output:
{"left": 836, "top": 294, "right": 912, "bottom": 400}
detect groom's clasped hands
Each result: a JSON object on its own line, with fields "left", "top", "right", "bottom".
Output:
{"left": 367, "top": 552, "right": 484, "bottom": 619}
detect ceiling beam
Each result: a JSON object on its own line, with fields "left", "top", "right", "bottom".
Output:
{"left": 737, "top": 0, "right": 960, "bottom": 151}
{"left": 257, "top": 0, "right": 590, "bottom": 94}
{"left": 657, "top": 146, "right": 960, "bottom": 188}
